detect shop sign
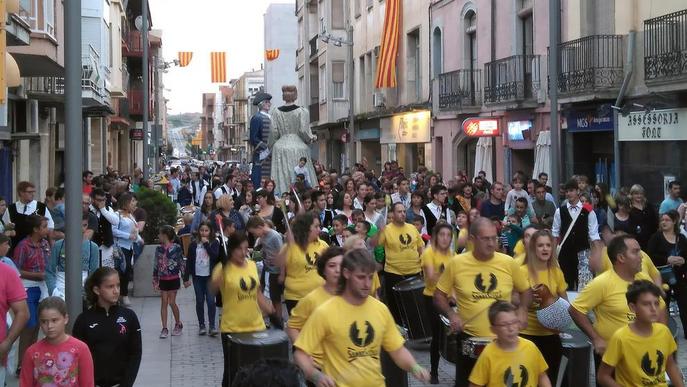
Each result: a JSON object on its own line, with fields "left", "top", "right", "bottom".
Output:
{"left": 129, "top": 128, "right": 144, "bottom": 140}
{"left": 462, "top": 117, "right": 500, "bottom": 137}
{"left": 381, "top": 111, "right": 431, "bottom": 144}
{"left": 618, "top": 108, "right": 687, "bottom": 141}
{"left": 566, "top": 109, "right": 614, "bottom": 132}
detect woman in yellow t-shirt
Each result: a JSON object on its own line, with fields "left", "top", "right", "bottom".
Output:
{"left": 422, "top": 222, "right": 456, "bottom": 383}
{"left": 210, "top": 232, "right": 274, "bottom": 387}
{"left": 280, "top": 213, "right": 329, "bottom": 313}
{"left": 520, "top": 229, "right": 568, "bottom": 384}
{"left": 455, "top": 211, "right": 473, "bottom": 253}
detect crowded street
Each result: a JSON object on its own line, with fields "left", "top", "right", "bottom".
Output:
{"left": 2, "top": 1, "right": 687, "bottom": 387}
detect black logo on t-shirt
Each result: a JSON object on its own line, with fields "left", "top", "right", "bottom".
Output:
{"left": 439, "top": 263, "right": 445, "bottom": 274}
{"left": 239, "top": 277, "right": 257, "bottom": 292}
{"left": 474, "top": 273, "right": 498, "bottom": 293}
{"left": 641, "top": 350, "right": 665, "bottom": 377}
{"left": 349, "top": 320, "right": 375, "bottom": 347}
{"left": 503, "top": 365, "right": 529, "bottom": 387}
{"left": 399, "top": 233, "right": 412, "bottom": 246}
{"left": 305, "top": 252, "right": 320, "bottom": 266}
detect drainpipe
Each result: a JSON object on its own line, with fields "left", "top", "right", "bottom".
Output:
{"left": 613, "top": 30, "right": 636, "bottom": 193}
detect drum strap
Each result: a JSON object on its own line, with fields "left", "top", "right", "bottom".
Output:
{"left": 556, "top": 208, "right": 582, "bottom": 255}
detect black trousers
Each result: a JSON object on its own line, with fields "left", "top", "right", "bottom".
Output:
{"left": 672, "top": 281, "right": 687, "bottom": 338}
{"left": 383, "top": 271, "right": 420, "bottom": 325}
{"left": 520, "top": 333, "right": 562, "bottom": 385}
{"left": 221, "top": 333, "right": 232, "bottom": 387}
{"left": 454, "top": 332, "right": 478, "bottom": 387}
{"left": 423, "top": 295, "right": 442, "bottom": 376}
{"left": 118, "top": 248, "right": 133, "bottom": 297}
{"left": 559, "top": 250, "right": 579, "bottom": 291}
{"left": 284, "top": 299, "right": 298, "bottom": 315}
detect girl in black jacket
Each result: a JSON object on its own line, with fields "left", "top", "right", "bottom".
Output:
{"left": 73, "top": 267, "right": 142, "bottom": 387}
{"left": 183, "top": 221, "right": 220, "bottom": 336}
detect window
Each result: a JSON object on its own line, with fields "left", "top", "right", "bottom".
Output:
{"left": 466, "top": 11, "right": 477, "bottom": 71}
{"left": 359, "top": 55, "right": 366, "bottom": 110}
{"left": 354, "top": 0, "right": 361, "bottom": 17}
{"left": 331, "top": 0, "right": 344, "bottom": 29}
{"left": 319, "top": 64, "right": 327, "bottom": 102}
{"left": 432, "top": 27, "right": 442, "bottom": 78}
{"left": 407, "top": 29, "right": 421, "bottom": 101}
{"left": 332, "top": 61, "right": 345, "bottom": 99}
{"left": 44, "top": 0, "right": 54, "bottom": 36}
{"left": 108, "top": 23, "right": 113, "bottom": 68}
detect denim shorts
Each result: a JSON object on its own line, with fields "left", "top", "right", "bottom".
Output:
{"left": 26, "top": 286, "right": 41, "bottom": 328}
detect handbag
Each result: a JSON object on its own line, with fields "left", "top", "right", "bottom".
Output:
{"left": 112, "top": 213, "right": 127, "bottom": 273}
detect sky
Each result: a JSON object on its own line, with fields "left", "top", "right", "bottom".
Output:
{"left": 148, "top": 0, "right": 294, "bottom": 114}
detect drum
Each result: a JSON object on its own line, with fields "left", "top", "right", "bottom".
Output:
{"left": 392, "top": 276, "right": 432, "bottom": 340}
{"left": 227, "top": 329, "right": 290, "bottom": 384}
{"left": 381, "top": 325, "right": 409, "bottom": 387}
{"left": 439, "top": 315, "right": 457, "bottom": 364}
{"left": 559, "top": 330, "right": 591, "bottom": 387}
{"left": 461, "top": 337, "right": 493, "bottom": 359}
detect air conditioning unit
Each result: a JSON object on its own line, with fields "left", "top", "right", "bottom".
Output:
{"left": 373, "top": 92, "right": 385, "bottom": 108}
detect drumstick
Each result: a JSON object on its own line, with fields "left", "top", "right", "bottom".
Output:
{"left": 216, "top": 214, "right": 229, "bottom": 261}
{"left": 291, "top": 187, "right": 302, "bottom": 211}
{"left": 278, "top": 200, "right": 292, "bottom": 235}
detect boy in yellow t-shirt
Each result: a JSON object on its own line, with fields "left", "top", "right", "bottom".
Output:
{"left": 599, "top": 280, "right": 683, "bottom": 387}
{"left": 468, "top": 301, "right": 550, "bottom": 387}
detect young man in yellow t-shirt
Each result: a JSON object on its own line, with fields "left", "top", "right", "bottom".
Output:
{"left": 468, "top": 301, "right": 551, "bottom": 387}
{"left": 570, "top": 235, "right": 668, "bottom": 371}
{"left": 294, "top": 248, "right": 429, "bottom": 387}
{"left": 599, "top": 280, "right": 683, "bottom": 387}
{"left": 373, "top": 202, "right": 424, "bottom": 323}
{"left": 434, "top": 218, "right": 531, "bottom": 387}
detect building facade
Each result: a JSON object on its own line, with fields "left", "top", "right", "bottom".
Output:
{"left": 264, "top": 3, "right": 298, "bottom": 107}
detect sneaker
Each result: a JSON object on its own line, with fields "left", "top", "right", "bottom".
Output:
{"left": 208, "top": 328, "right": 218, "bottom": 337}
{"left": 121, "top": 296, "right": 132, "bottom": 307}
{"left": 199, "top": 326, "right": 207, "bottom": 336}
{"left": 159, "top": 328, "right": 169, "bottom": 339}
{"left": 172, "top": 322, "right": 183, "bottom": 336}
{"left": 430, "top": 374, "right": 439, "bottom": 384}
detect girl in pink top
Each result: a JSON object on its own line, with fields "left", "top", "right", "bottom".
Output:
{"left": 20, "top": 297, "right": 94, "bottom": 387}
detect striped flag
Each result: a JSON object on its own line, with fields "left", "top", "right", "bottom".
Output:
{"left": 177, "top": 52, "right": 193, "bottom": 67}
{"left": 374, "top": 0, "right": 401, "bottom": 88}
{"left": 210, "top": 52, "right": 227, "bottom": 83}
{"left": 265, "top": 49, "right": 280, "bottom": 61}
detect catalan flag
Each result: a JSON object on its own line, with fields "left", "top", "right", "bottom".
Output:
{"left": 374, "top": 0, "right": 401, "bottom": 88}
{"left": 177, "top": 52, "right": 193, "bottom": 67}
{"left": 265, "top": 49, "right": 280, "bottom": 61}
{"left": 210, "top": 51, "right": 227, "bottom": 83}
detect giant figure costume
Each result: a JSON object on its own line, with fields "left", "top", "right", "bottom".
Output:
{"left": 248, "top": 92, "right": 273, "bottom": 188}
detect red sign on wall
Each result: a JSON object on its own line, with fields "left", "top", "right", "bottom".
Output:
{"left": 130, "top": 128, "right": 144, "bottom": 140}
{"left": 462, "top": 118, "right": 500, "bottom": 137}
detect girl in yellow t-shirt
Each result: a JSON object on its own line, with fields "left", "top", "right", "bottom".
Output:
{"left": 520, "top": 229, "right": 569, "bottom": 384}
{"left": 455, "top": 211, "right": 473, "bottom": 253}
{"left": 210, "top": 232, "right": 274, "bottom": 387}
{"left": 422, "top": 222, "right": 456, "bottom": 383}
{"left": 280, "top": 213, "right": 329, "bottom": 313}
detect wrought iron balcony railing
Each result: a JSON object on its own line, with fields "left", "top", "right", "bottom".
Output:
{"left": 484, "top": 55, "right": 540, "bottom": 104}
{"left": 558, "top": 35, "right": 624, "bottom": 95}
{"left": 644, "top": 9, "right": 687, "bottom": 82}
{"left": 23, "top": 76, "right": 65, "bottom": 95}
{"left": 437, "top": 69, "right": 482, "bottom": 110}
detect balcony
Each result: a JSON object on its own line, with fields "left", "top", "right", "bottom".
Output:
{"left": 309, "top": 102, "right": 319, "bottom": 123}
{"left": 23, "top": 76, "right": 64, "bottom": 103}
{"left": 484, "top": 55, "right": 541, "bottom": 104}
{"left": 128, "top": 89, "right": 154, "bottom": 117}
{"left": 557, "top": 35, "right": 624, "bottom": 97}
{"left": 122, "top": 64, "right": 130, "bottom": 94}
{"left": 309, "top": 36, "right": 318, "bottom": 59}
{"left": 644, "top": 9, "right": 687, "bottom": 83}
{"left": 437, "top": 69, "right": 482, "bottom": 111}
{"left": 82, "top": 45, "right": 109, "bottom": 108}
{"left": 123, "top": 30, "right": 145, "bottom": 57}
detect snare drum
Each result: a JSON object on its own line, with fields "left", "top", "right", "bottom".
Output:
{"left": 392, "top": 276, "right": 432, "bottom": 340}
{"left": 461, "top": 336, "right": 493, "bottom": 359}
{"left": 227, "top": 329, "right": 289, "bottom": 384}
{"left": 439, "top": 315, "right": 457, "bottom": 364}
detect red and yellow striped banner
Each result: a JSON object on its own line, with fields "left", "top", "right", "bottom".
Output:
{"left": 265, "top": 49, "right": 280, "bottom": 61}
{"left": 210, "top": 52, "right": 227, "bottom": 83}
{"left": 177, "top": 52, "right": 193, "bottom": 67}
{"left": 374, "top": 0, "right": 401, "bottom": 89}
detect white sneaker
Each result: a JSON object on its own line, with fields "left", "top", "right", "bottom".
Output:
{"left": 121, "top": 296, "right": 131, "bottom": 306}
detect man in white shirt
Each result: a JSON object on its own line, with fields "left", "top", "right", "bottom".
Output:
{"left": 391, "top": 178, "right": 411, "bottom": 208}
{"left": 3, "top": 181, "right": 55, "bottom": 251}
{"left": 552, "top": 179, "right": 602, "bottom": 290}
{"left": 213, "top": 174, "right": 240, "bottom": 200}
{"left": 421, "top": 184, "right": 451, "bottom": 236}
{"left": 189, "top": 172, "right": 208, "bottom": 206}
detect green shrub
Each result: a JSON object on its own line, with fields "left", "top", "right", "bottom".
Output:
{"left": 136, "top": 188, "right": 178, "bottom": 244}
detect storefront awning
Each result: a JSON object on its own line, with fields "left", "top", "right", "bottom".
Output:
{"left": 532, "top": 130, "right": 551, "bottom": 184}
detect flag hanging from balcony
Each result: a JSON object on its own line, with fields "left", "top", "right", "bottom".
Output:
{"left": 265, "top": 49, "right": 280, "bottom": 61}
{"left": 177, "top": 52, "right": 193, "bottom": 67}
{"left": 210, "top": 52, "right": 227, "bottom": 83}
{"left": 374, "top": 0, "right": 401, "bottom": 88}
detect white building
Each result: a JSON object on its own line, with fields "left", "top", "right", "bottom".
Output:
{"left": 264, "top": 3, "right": 298, "bottom": 107}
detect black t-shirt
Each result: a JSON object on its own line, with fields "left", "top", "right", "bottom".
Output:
{"left": 479, "top": 200, "right": 505, "bottom": 220}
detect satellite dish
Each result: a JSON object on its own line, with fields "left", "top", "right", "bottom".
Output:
{"left": 135, "top": 16, "right": 143, "bottom": 31}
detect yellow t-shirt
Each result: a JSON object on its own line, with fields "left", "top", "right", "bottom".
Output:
{"left": 284, "top": 239, "right": 329, "bottom": 300}
{"left": 294, "top": 296, "right": 405, "bottom": 387}
{"left": 469, "top": 338, "right": 548, "bottom": 387}
{"left": 457, "top": 228, "right": 474, "bottom": 253}
{"left": 602, "top": 324, "right": 676, "bottom": 387}
{"left": 378, "top": 222, "right": 424, "bottom": 275}
{"left": 212, "top": 260, "right": 266, "bottom": 333}
{"left": 288, "top": 286, "right": 334, "bottom": 366}
{"left": 513, "top": 239, "right": 525, "bottom": 256}
{"left": 514, "top": 253, "right": 526, "bottom": 265}
{"left": 519, "top": 265, "right": 568, "bottom": 336}
{"left": 435, "top": 252, "right": 529, "bottom": 337}
{"left": 598, "top": 247, "right": 661, "bottom": 281}
{"left": 371, "top": 272, "right": 381, "bottom": 296}
{"left": 421, "top": 246, "right": 456, "bottom": 296}
{"left": 571, "top": 270, "right": 666, "bottom": 341}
